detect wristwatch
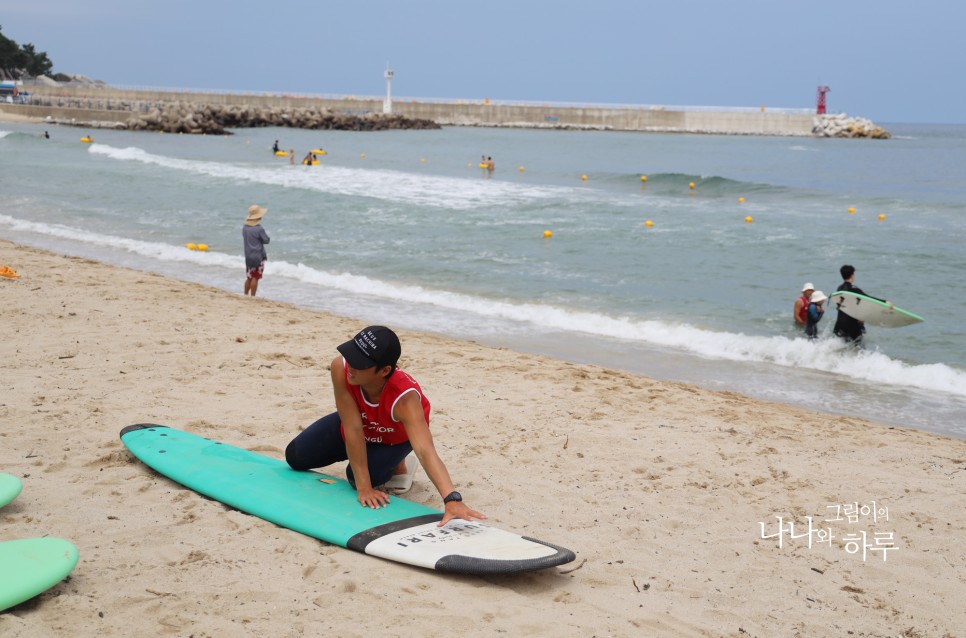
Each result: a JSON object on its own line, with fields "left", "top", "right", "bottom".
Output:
{"left": 443, "top": 491, "right": 462, "bottom": 504}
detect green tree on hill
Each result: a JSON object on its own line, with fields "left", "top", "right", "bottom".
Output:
{"left": 0, "top": 26, "right": 54, "bottom": 77}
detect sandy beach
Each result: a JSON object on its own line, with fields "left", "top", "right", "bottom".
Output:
{"left": 1, "top": 239, "right": 964, "bottom": 637}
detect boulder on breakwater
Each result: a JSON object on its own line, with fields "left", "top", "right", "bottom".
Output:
{"left": 813, "top": 114, "right": 890, "bottom": 139}
{"left": 123, "top": 101, "right": 440, "bottom": 135}
{"left": 25, "top": 94, "right": 441, "bottom": 134}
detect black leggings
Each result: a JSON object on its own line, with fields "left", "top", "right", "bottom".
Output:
{"left": 284, "top": 412, "right": 412, "bottom": 487}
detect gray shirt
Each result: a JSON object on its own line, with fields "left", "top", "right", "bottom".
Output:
{"left": 242, "top": 224, "right": 270, "bottom": 268}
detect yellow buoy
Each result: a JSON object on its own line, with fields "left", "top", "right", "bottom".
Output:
{"left": 519, "top": 166, "right": 525, "bottom": 172}
{"left": 689, "top": 182, "right": 696, "bottom": 190}
{"left": 420, "top": 158, "right": 427, "bottom": 163}
{"left": 745, "top": 216, "right": 754, "bottom": 223}
{"left": 478, "top": 163, "right": 488, "bottom": 169}
{"left": 644, "top": 220, "right": 654, "bottom": 227}
{"left": 581, "top": 175, "right": 587, "bottom": 181}
{"left": 80, "top": 136, "right": 93, "bottom": 143}
{"left": 185, "top": 243, "right": 197, "bottom": 250}
{"left": 878, "top": 214, "right": 886, "bottom": 221}
{"left": 543, "top": 230, "right": 553, "bottom": 238}
{"left": 640, "top": 176, "right": 647, "bottom": 182}
{"left": 738, "top": 197, "right": 745, "bottom": 203}
{"left": 275, "top": 151, "right": 288, "bottom": 157}
{"left": 311, "top": 149, "right": 327, "bottom": 155}
{"left": 848, "top": 207, "right": 856, "bottom": 214}
{"left": 360, "top": 153, "right": 366, "bottom": 158}
{"left": 197, "top": 244, "right": 208, "bottom": 251}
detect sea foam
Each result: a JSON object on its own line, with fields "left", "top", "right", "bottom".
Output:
{"left": 4, "top": 210, "right": 964, "bottom": 400}
{"left": 89, "top": 144, "right": 577, "bottom": 211}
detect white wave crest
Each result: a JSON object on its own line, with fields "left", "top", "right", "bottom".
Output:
{"left": 88, "top": 144, "right": 573, "bottom": 210}
{"left": 4, "top": 211, "right": 965, "bottom": 399}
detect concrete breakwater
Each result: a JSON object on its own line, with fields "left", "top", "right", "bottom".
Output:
{"left": 3, "top": 85, "right": 890, "bottom": 138}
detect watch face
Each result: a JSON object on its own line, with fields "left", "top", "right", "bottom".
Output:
{"left": 445, "top": 491, "right": 462, "bottom": 503}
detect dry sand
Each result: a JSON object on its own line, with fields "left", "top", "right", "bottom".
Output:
{"left": 1, "top": 239, "right": 964, "bottom": 637}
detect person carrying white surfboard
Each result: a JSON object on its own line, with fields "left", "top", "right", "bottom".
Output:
{"left": 285, "top": 326, "right": 486, "bottom": 527}
{"left": 833, "top": 265, "right": 892, "bottom": 344}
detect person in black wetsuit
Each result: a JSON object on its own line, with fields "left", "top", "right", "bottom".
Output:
{"left": 833, "top": 264, "right": 891, "bottom": 344}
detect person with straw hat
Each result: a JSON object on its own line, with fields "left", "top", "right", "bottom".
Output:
{"left": 242, "top": 204, "right": 270, "bottom": 297}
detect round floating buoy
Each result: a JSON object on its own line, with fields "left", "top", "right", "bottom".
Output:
{"left": 644, "top": 220, "right": 654, "bottom": 227}
{"left": 311, "top": 149, "right": 327, "bottom": 155}
{"left": 360, "top": 153, "right": 366, "bottom": 158}
{"left": 519, "top": 166, "right": 525, "bottom": 172}
{"left": 738, "top": 197, "right": 745, "bottom": 203}
{"left": 689, "top": 182, "right": 695, "bottom": 190}
{"left": 641, "top": 175, "right": 647, "bottom": 183}
{"left": 581, "top": 175, "right": 587, "bottom": 181}
{"left": 186, "top": 243, "right": 197, "bottom": 250}
{"left": 745, "top": 216, "right": 754, "bottom": 223}
{"left": 878, "top": 214, "right": 886, "bottom": 221}
{"left": 80, "top": 137, "right": 93, "bottom": 143}
{"left": 543, "top": 230, "right": 553, "bottom": 238}
{"left": 420, "top": 158, "right": 427, "bottom": 163}
{"left": 197, "top": 244, "right": 208, "bottom": 251}
{"left": 275, "top": 151, "right": 288, "bottom": 157}
{"left": 478, "top": 163, "right": 488, "bottom": 169}
{"left": 848, "top": 207, "right": 856, "bottom": 214}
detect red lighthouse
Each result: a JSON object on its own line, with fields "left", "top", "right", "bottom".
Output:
{"left": 816, "top": 85, "right": 830, "bottom": 115}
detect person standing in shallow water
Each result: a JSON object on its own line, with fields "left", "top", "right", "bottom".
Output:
{"left": 794, "top": 283, "right": 814, "bottom": 328}
{"left": 242, "top": 205, "right": 270, "bottom": 297}
{"left": 833, "top": 264, "right": 891, "bottom": 344}
{"left": 805, "top": 290, "right": 826, "bottom": 339}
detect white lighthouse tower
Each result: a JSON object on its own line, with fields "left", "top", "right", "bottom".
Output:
{"left": 383, "top": 66, "right": 394, "bottom": 114}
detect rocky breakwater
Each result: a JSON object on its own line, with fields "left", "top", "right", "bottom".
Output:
{"left": 813, "top": 114, "right": 890, "bottom": 139}
{"left": 124, "top": 101, "right": 440, "bottom": 135}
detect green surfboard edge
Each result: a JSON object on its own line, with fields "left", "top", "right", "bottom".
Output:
{"left": 829, "top": 290, "right": 924, "bottom": 322}
{"left": 0, "top": 473, "right": 23, "bottom": 509}
{"left": 0, "top": 537, "right": 79, "bottom": 612}
{"left": 119, "top": 424, "right": 440, "bottom": 548}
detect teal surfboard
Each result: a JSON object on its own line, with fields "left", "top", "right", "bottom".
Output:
{"left": 0, "top": 538, "right": 79, "bottom": 612}
{"left": 830, "top": 291, "right": 924, "bottom": 328}
{"left": 120, "top": 424, "right": 575, "bottom": 574}
{"left": 0, "top": 473, "right": 22, "bottom": 508}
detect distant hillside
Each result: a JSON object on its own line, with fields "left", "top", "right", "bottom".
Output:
{"left": 0, "top": 25, "right": 54, "bottom": 80}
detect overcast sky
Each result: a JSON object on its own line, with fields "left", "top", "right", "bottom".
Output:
{"left": 4, "top": 0, "right": 961, "bottom": 124}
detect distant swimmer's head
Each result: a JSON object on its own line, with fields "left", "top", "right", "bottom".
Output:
{"left": 840, "top": 264, "right": 855, "bottom": 281}
{"left": 338, "top": 325, "right": 401, "bottom": 376}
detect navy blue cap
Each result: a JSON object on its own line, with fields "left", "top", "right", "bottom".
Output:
{"left": 337, "top": 326, "right": 401, "bottom": 369}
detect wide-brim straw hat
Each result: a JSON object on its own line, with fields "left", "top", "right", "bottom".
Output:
{"left": 245, "top": 204, "right": 267, "bottom": 226}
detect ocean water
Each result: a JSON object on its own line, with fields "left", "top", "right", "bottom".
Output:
{"left": 2, "top": 121, "right": 965, "bottom": 438}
